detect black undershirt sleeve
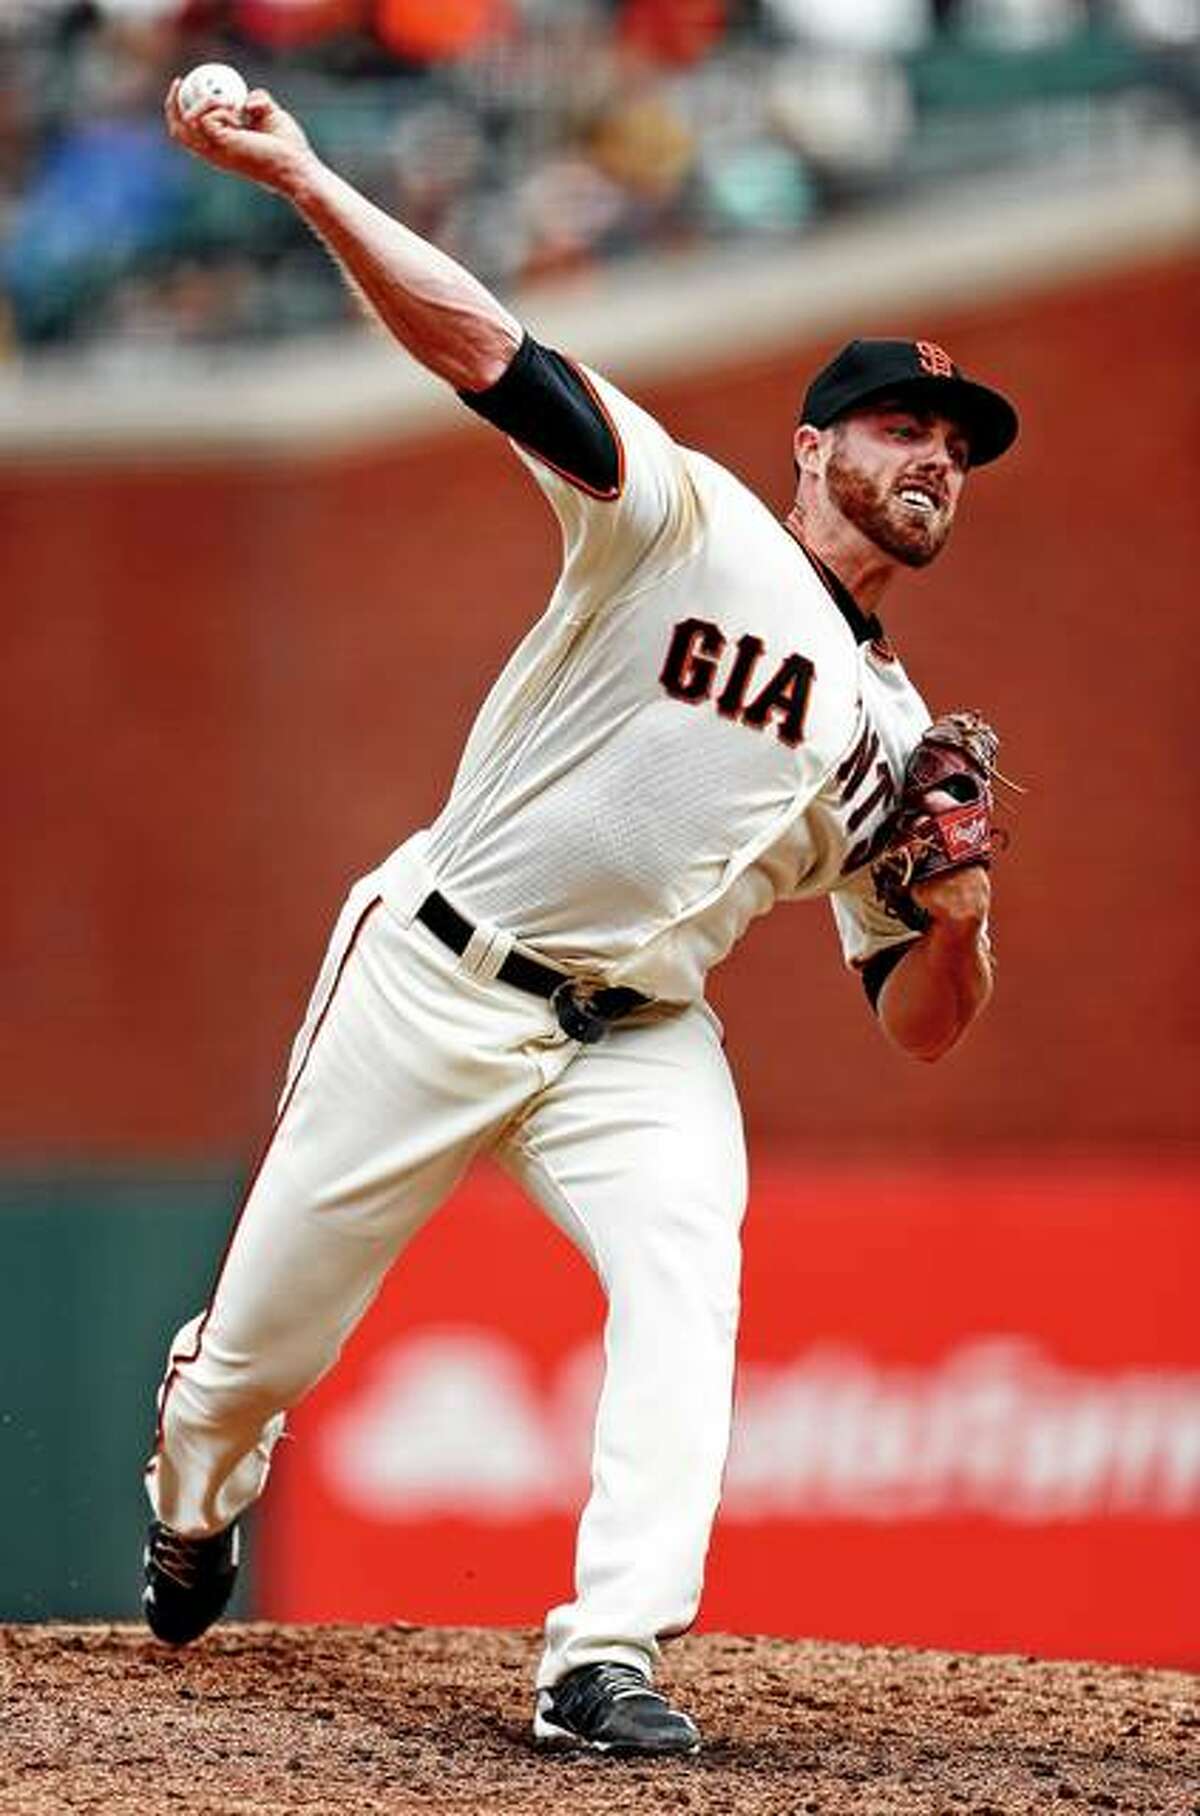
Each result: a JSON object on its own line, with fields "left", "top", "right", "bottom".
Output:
{"left": 458, "top": 334, "right": 622, "bottom": 499}
{"left": 860, "top": 940, "right": 919, "bottom": 1013}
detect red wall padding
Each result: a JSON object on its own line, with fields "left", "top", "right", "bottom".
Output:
{"left": 261, "top": 1161, "right": 1200, "bottom": 1667}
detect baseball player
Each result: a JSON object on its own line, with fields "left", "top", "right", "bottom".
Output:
{"left": 144, "top": 79, "right": 1018, "bottom": 1758}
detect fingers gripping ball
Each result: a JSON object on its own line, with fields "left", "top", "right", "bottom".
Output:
{"left": 178, "top": 64, "right": 249, "bottom": 120}
{"left": 871, "top": 711, "right": 1001, "bottom": 932}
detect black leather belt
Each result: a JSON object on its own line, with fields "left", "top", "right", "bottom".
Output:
{"left": 415, "top": 890, "right": 650, "bottom": 1044}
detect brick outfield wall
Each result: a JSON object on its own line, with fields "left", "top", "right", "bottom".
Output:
{"left": 3, "top": 253, "right": 1198, "bottom": 1157}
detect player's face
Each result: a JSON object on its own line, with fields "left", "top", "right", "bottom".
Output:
{"left": 825, "top": 404, "right": 969, "bottom": 567}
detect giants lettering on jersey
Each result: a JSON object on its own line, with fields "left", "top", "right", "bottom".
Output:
{"left": 659, "top": 617, "right": 815, "bottom": 748}
{"left": 838, "top": 725, "right": 897, "bottom": 874}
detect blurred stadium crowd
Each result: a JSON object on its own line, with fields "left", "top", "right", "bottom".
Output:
{"left": 1, "top": 0, "right": 1196, "bottom": 358}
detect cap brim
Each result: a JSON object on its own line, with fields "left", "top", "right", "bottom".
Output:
{"left": 838, "top": 375, "right": 1019, "bottom": 467}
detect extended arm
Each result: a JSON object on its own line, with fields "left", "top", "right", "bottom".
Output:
{"left": 163, "top": 81, "right": 521, "bottom": 391}
{"left": 165, "top": 74, "right": 689, "bottom": 585}
{"left": 874, "top": 867, "right": 994, "bottom": 1062}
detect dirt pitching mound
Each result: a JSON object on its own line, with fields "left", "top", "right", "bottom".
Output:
{"left": 1, "top": 1624, "right": 1196, "bottom": 1815}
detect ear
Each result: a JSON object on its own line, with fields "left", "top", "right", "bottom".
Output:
{"left": 793, "top": 422, "right": 823, "bottom": 479}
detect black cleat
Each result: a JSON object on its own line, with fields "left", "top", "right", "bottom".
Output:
{"left": 534, "top": 1661, "right": 700, "bottom": 1756}
{"left": 143, "top": 1519, "right": 239, "bottom": 1645}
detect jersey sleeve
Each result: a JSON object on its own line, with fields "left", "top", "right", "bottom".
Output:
{"left": 829, "top": 874, "right": 922, "bottom": 1009}
{"left": 459, "top": 334, "right": 701, "bottom": 605}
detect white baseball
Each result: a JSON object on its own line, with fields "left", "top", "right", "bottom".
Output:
{"left": 178, "top": 63, "right": 249, "bottom": 120}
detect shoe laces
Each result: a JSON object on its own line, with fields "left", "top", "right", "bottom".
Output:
{"left": 150, "top": 1526, "right": 221, "bottom": 1590}
{"left": 559, "top": 1663, "right": 668, "bottom": 1723}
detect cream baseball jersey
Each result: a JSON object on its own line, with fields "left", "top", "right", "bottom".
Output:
{"left": 379, "top": 341, "right": 925, "bottom": 1002}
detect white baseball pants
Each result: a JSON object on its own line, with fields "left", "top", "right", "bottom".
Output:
{"left": 147, "top": 875, "right": 748, "bottom": 1687}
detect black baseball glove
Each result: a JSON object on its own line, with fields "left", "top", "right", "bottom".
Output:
{"left": 871, "top": 711, "right": 1001, "bottom": 933}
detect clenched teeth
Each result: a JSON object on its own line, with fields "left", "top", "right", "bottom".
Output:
{"left": 898, "top": 486, "right": 938, "bottom": 512}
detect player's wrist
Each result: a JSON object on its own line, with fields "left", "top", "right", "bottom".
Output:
{"left": 913, "top": 867, "right": 991, "bottom": 941}
{"left": 278, "top": 149, "right": 328, "bottom": 209}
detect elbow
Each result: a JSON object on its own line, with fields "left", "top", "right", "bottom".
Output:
{"left": 888, "top": 1025, "right": 960, "bottom": 1064}
{"left": 446, "top": 315, "right": 523, "bottom": 394}
{"left": 879, "top": 1000, "right": 976, "bottom": 1063}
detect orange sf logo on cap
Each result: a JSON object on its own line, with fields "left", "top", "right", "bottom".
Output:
{"left": 915, "top": 341, "right": 955, "bottom": 377}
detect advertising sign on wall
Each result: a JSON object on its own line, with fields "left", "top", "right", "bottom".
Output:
{"left": 261, "top": 1163, "right": 1200, "bottom": 1667}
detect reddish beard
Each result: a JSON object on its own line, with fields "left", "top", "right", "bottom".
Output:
{"left": 826, "top": 446, "right": 952, "bottom": 568}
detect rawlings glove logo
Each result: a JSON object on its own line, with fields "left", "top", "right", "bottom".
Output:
{"left": 941, "top": 805, "right": 990, "bottom": 859}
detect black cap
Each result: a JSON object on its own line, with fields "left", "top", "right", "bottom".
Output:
{"left": 801, "top": 338, "right": 1018, "bottom": 467}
